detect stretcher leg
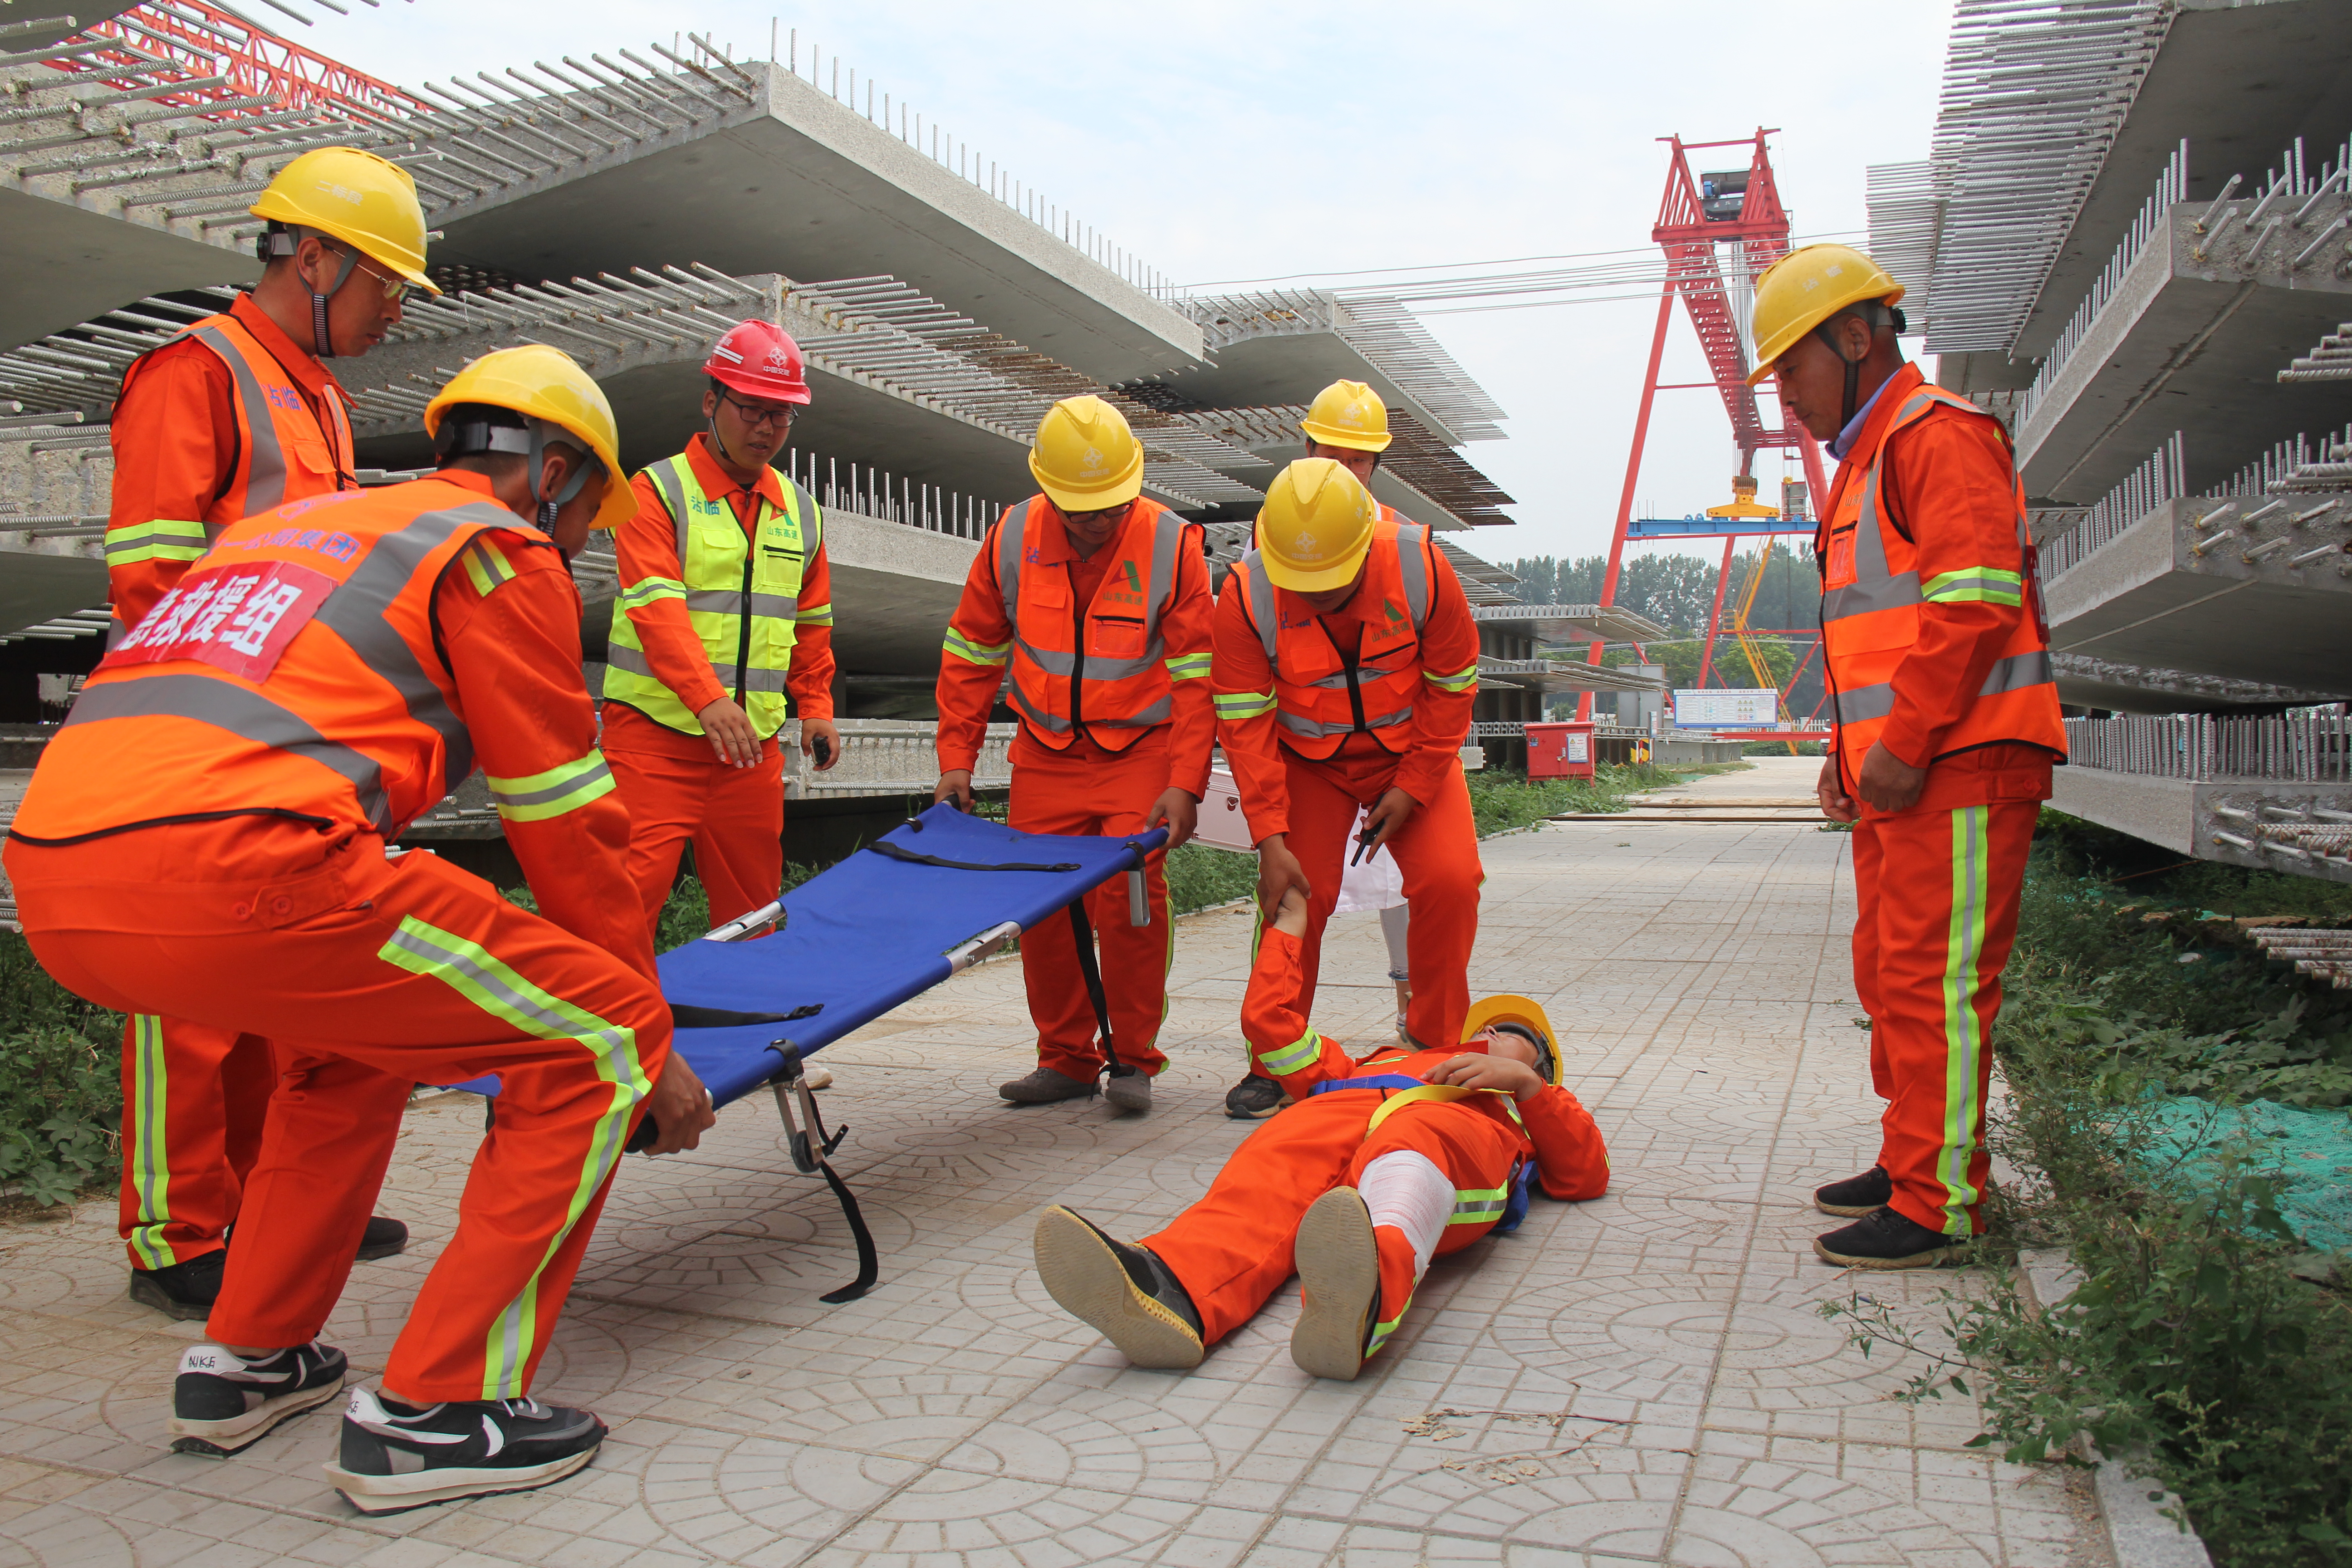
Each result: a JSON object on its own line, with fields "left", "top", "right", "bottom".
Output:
{"left": 766, "top": 1044, "right": 877, "bottom": 1303}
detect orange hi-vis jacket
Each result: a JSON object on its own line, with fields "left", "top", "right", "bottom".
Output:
{"left": 1818, "top": 364, "right": 2066, "bottom": 780}
{"left": 938, "top": 495, "right": 1213, "bottom": 759}
{"left": 106, "top": 293, "right": 355, "bottom": 636}
{"left": 12, "top": 475, "right": 638, "bottom": 950}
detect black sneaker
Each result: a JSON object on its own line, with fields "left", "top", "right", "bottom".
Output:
{"left": 129, "top": 1249, "right": 226, "bottom": 1321}
{"left": 356, "top": 1216, "right": 409, "bottom": 1261}
{"left": 324, "top": 1387, "right": 608, "bottom": 1515}
{"left": 1290, "top": 1187, "right": 1383, "bottom": 1382}
{"left": 169, "top": 1341, "right": 348, "bottom": 1456}
{"left": 1813, "top": 1165, "right": 1893, "bottom": 1218}
{"left": 1032, "top": 1205, "right": 1205, "bottom": 1369}
{"left": 1813, "top": 1206, "right": 1975, "bottom": 1269}
{"left": 1223, "top": 1073, "right": 1290, "bottom": 1121}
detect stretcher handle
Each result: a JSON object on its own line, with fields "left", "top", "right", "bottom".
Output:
{"left": 704, "top": 899, "right": 785, "bottom": 943}
{"left": 945, "top": 920, "right": 1023, "bottom": 975}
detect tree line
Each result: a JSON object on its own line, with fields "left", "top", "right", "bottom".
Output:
{"left": 1504, "top": 548, "right": 1823, "bottom": 637}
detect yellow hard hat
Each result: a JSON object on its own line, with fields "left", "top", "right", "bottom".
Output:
{"left": 1254, "top": 458, "right": 1378, "bottom": 593}
{"left": 250, "top": 147, "right": 438, "bottom": 293}
{"left": 1300, "top": 379, "right": 1393, "bottom": 453}
{"left": 1462, "top": 994, "right": 1561, "bottom": 1087}
{"left": 424, "top": 346, "right": 636, "bottom": 533}
{"left": 1744, "top": 243, "right": 1903, "bottom": 385}
{"left": 1029, "top": 394, "right": 1144, "bottom": 511}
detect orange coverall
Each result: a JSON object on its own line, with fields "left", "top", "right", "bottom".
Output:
{"left": 8, "top": 475, "right": 666, "bottom": 1400}
{"left": 101, "top": 292, "right": 355, "bottom": 1275}
{"left": 935, "top": 515, "right": 1214, "bottom": 1082}
{"left": 1215, "top": 551, "right": 1484, "bottom": 1054}
{"left": 1145, "top": 926, "right": 1608, "bottom": 1348}
{"left": 1826, "top": 365, "right": 2058, "bottom": 1238}
{"left": 602, "top": 432, "right": 835, "bottom": 933}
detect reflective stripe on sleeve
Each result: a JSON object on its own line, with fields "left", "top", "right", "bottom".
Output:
{"left": 944, "top": 627, "right": 1012, "bottom": 666}
{"left": 105, "top": 519, "right": 211, "bottom": 565}
{"left": 616, "top": 576, "right": 687, "bottom": 611}
{"left": 797, "top": 600, "right": 833, "bottom": 627}
{"left": 1449, "top": 1184, "right": 1510, "bottom": 1225}
{"left": 1215, "top": 690, "right": 1277, "bottom": 720}
{"left": 1428, "top": 662, "right": 1480, "bottom": 694}
{"left": 1164, "top": 651, "right": 1212, "bottom": 681}
{"left": 1256, "top": 1029, "right": 1324, "bottom": 1076}
{"left": 486, "top": 750, "right": 616, "bottom": 823}
{"left": 458, "top": 537, "right": 517, "bottom": 598}
{"left": 1921, "top": 567, "right": 2024, "bottom": 607}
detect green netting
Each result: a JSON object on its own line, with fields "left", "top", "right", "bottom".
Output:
{"left": 2145, "top": 1095, "right": 2352, "bottom": 1253}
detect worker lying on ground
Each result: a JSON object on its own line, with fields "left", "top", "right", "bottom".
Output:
{"left": 1033, "top": 889, "right": 1608, "bottom": 1380}
{"left": 4, "top": 346, "right": 715, "bottom": 1516}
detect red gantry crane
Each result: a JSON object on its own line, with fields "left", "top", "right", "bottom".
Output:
{"left": 1579, "top": 131, "right": 1833, "bottom": 734}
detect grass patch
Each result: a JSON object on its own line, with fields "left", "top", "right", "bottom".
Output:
{"left": 0, "top": 930, "right": 123, "bottom": 1208}
{"left": 1832, "top": 813, "right": 2352, "bottom": 1563}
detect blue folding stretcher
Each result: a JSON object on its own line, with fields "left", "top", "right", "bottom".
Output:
{"left": 620, "top": 803, "right": 1165, "bottom": 1303}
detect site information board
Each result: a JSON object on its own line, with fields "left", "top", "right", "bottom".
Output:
{"left": 1674, "top": 689, "right": 1780, "bottom": 729}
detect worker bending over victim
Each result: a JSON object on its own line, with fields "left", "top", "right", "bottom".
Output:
{"left": 934, "top": 395, "right": 1214, "bottom": 1113}
{"left": 1214, "top": 456, "right": 1484, "bottom": 1122}
{"left": 4, "top": 347, "right": 715, "bottom": 1514}
{"left": 603, "top": 321, "right": 839, "bottom": 943}
{"left": 1034, "top": 888, "right": 1607, "bottom": 1379}
{"left": 102, "top": 147, "right": 433, "bottom": 1318}
{"left": 1752, "top": 244, "right": 2065, "bottom": 1269}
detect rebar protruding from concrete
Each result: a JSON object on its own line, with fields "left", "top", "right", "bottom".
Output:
{"left": 2193, "top": 173, "right": 2242, "bottom": 233}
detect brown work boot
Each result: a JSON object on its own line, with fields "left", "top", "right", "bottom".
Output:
{"left": 998, "top": 1067, "right": 1096, "bottom": 1104}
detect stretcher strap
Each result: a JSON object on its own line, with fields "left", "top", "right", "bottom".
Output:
{"left": 1363, "top": 1083, "right": 1509, "bottom": 1138}
{"left": 864, "top": 841, "right": 1079, "bottom": 873}
{"left": 1066, "top": 898, "right": 1130, "bottom": 1078}
{"left": 1311, "top": 1073, "right": 1427, "bottom": 1095}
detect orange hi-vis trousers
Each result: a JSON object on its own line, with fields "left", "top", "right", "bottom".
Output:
{"left": 1851, "top": 756, "right": 2045, "bottom": 1237}
{"left": 602, "top": 703, "right": 785, "bottom": 936}
{"left": 118, "top": 1014, "right": 274, "bottom": 1271}
{"left": 1256, "top": 747, "right": 1481, "bottom": 1065}
{"left": 1009, "top": 737, "right": 1173, "bottom": 1081}
{"left": 1143, "top": 1087, "right": 1525, "bottom": 1349}
{"left": 11, "top": 819, "right": 668, "bottom": 1402}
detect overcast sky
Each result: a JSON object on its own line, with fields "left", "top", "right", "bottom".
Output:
{"left": 303, "top": 0, "right": 1956, "bottom": 565}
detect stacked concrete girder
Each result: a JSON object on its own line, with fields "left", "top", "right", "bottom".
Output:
{"left": 1885, "top": 0, "right": 2352, "bottom": 884}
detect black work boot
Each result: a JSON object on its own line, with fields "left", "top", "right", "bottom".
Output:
{"left": 1032, "top": 1205, "right": 1205, "bottom": 1369}
{"left": 1223, "top": 1073, "right": 1289, "bottom": 1121}
{"left": 1813, "top": 1165, "right": 1893, "bottom": 1218}
{"left": 1813, "top": 1206, "right": 1974, "bottom": 1269}
{"left": 128, "top": 1249, "right": 226, "bottom": 1321}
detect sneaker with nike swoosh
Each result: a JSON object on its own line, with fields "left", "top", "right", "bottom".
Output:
{"left": 169, "top": 1341, "right": 348, "bottom": 1456}
{"left": 323, "top": 1386, "right": 607, "bottom": 1515}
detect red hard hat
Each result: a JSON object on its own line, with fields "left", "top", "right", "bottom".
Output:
{"left": 704, "top": 320, "right": 812, "bottom": 405}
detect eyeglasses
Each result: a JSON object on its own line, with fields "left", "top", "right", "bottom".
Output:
{"left": 716, "top": 391, "right": 796, "bottom": 429}
{"left": 334, "top": 247, "right": 425, "bottom": 306}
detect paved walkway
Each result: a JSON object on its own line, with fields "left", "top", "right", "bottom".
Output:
{"left": 0, "top": 759, "right": 2092, "bottom": 1566}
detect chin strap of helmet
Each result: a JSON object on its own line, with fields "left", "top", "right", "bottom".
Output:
{"left": 433, "top": 416, "right": 598, "bottom": 529}
{"left": 260, "top": 225, "right": 364, "bottom": 359}
{"left": 1811, "top": 300, "right": 1909, "bottom": 430}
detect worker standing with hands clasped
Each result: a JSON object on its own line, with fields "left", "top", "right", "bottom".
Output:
{"left": 934, "top": 395, "right": 1214, "bottom": 1113}
{"left": 100, "top": 146, "right": 431, "bottom": 1320}
{"left": 5, "top": 346, "right": 714, "bottom": 1512}
{"left": 1751, "top": 243, "right": 2065, "bottom": 1269}
{"left": 1212, "top": 456, "right": 1484, "bottom": 1122}
{"left": 602, "top": 320, "right": 839, "bottom": 944}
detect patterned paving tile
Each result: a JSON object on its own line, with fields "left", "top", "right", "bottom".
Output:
{"left": 0, "top": 759, "right": 2079, "bottom": 1565}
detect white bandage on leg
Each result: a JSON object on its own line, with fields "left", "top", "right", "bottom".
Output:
{"left": 1357, "top": 1151, "right": 1453, "bottom": 1280}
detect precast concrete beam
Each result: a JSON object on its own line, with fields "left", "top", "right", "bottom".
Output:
{"left": 2014, "top": 198, "right": 2352, "bottom": 503}
{"left": 2053, "top": 652, "right": 2350, "bottom": 715}
{"left": 2050, "top": 767, "right": 2352, "bottom": 885}
{"left": 2042, "top": 494, "right": 2352, "bottom": 691}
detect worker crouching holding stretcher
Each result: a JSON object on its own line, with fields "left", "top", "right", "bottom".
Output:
{"left": 1034, "top": 887, "right": 1608, "bottom": 1379}
{"left": 1214, "top": 451, "right": 1485, "bottom": 1122}
{"left": 934, "top": 395, "right": 1214, "bottom": 1113}
{"left": 3, "top": 347, "right": 715, "bottom": 1514}
{"left": 1752, "top": 244, "right": 2067, "bottom": 1269}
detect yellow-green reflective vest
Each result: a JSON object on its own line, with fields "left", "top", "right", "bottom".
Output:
{"left": 602, "top": 454, "right": 821, "bottom": 739}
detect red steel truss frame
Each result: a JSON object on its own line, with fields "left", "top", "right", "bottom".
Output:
{"left": 1579, "top": 130, "right": 1833, "bottom": 721}
{"left": 47, "top": 2, "right": 426, "bottom": 121}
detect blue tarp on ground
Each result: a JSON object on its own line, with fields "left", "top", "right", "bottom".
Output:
{"left": 2145, "top": 1096, "right": 2352, "bottom": 1253}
